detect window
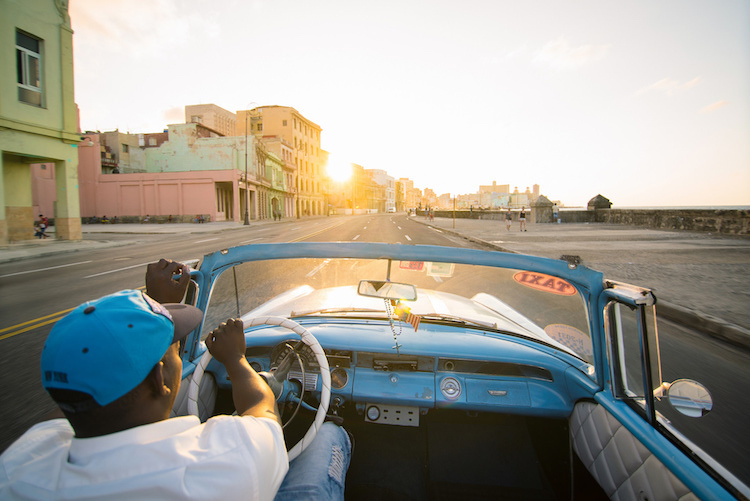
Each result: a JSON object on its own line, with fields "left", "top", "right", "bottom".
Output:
{"left": 283, "top": 120, "right": 288, "bottom": 126}
{"left": 257, "top": 123, "right": 263, "bottom": 132}
{"left": 122, "top": 144, "right": 129, "bottom": 153}
{"left": 16, "top": 30, "right": 42, "bottom": 106}
{"left": 605, "top": 292, "right": 661, "bottom": 423}
{"left": 191, "top": 115, "right": 202, "bottom": 123}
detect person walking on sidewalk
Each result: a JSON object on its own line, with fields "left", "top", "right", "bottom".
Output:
{"left": 505, "top": 209, "right": 512, "bottom": 231}
{"left": 519, "top": 207, "right": 527, "bottom": 232}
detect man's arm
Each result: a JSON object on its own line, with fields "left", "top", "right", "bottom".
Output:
{"left": 206, "top": 319, "right": 280, "bottom": 423}
{"left": 145, "top": 259, "right": 190, "bottom": 304}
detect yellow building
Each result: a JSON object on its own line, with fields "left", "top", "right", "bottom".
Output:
{"left": 0, "top": 0, "right": 81, "bottom": 243}
{"left": 237, "top": 106, "right": 324, "bottom": 216}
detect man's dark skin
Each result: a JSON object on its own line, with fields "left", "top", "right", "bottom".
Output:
{"left": 47, "top": 258, "right": 279, "bottom": 439}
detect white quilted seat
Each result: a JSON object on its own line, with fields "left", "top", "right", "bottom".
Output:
{"left": 170, "top": 372, "right": 217, "bottom": 422}
{"left": 570, "top": 401, "right": 698, "bottom": 501}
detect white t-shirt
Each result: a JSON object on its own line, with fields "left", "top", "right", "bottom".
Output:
{"left": 0, "top": 415, "right": 288, "bottom": 500}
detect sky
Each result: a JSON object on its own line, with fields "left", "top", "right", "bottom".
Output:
{"left": 69, "top": 0, "right": 750, "bottom": 207}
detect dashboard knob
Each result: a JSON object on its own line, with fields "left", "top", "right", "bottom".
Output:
{"left": 366, "top": 405, "right": 380, "bottom": 421}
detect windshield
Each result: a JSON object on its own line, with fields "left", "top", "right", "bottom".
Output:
{"left": 202, "top": 257, "right": 593, "bottom": 363}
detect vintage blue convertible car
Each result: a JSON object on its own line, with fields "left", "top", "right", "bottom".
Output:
{"left": 171, "top": 242, "right": 748, "bottom": 500}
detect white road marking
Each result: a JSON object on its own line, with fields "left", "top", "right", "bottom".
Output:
{"left": 195, "top": 237, "right": 219, "bottom": 243}
{"left": 405, "top": 235, "right": 412, "bottom": 241}
{"left": 363, "top": 226, "right": 367, "bottom": 230}
{"left": 353, "top": 234, "right": 360, "bottom": 240}
{"left": 397, "top": 226, "right": 402, "bottom": 230}
{"left": 0, "top": 261, "right": 92, "bottom": 279}
{"left": 291, "top": 227, "right": 301, "bottom": 230}
{"left": 430, "top": 227, "right": 443, "bottom": 233}
{"left": 84, "top": 262, "right": 153, "bottom": 279}
{"left": 240, "top": 238, "right": 263, "bottom": 244}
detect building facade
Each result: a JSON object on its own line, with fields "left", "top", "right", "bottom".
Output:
{"left": 237, "top": 106, "right": 324, "bottom": 216}
{"left": 368, "top": 169, "right": 395, "bottom": 212}
{"left": 0, "top": 0, "right": 81, "bottom": 243}
{"left": 185, "top": 104, "right": 237, "bottom": 137}
{"left": 77, "top": 123, "right": 269, "bottom": 222}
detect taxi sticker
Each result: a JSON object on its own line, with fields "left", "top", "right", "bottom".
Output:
{"left": 399, "top": 261, "right": 425, "bottom": 271}
{"left": 544, "top": 324, "right": 592, "bottom": 357}
{"left": 513, "top": 272, "right": 576, "bottom": 296}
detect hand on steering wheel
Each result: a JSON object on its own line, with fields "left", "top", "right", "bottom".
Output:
{"left": 189, "top": 316, "right": 331, "bottom": 461}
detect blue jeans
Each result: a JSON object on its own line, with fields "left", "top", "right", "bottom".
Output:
{"left": 274, "top": 422, "right": 351, "bottom": 500}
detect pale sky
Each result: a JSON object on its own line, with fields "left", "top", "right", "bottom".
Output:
{"left": 70, "top": 0, "right": 749, "bottom": 207}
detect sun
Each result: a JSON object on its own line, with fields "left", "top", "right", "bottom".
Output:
{"left": 325, "top": 155, "right": 353, "bottom": 182}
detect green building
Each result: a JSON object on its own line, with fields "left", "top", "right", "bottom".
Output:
{"left": 0, "top": 0, "right": 81, "bottom": 244}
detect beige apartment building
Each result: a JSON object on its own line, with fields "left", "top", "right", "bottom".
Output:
{"left": 237, "top": 106, "right": 324, "bottom": 216}
{"left": 185, "top": 104, "right": 237, "bottom": 137}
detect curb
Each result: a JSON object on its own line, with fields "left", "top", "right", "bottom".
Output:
{"left": 656, "top": 302, "right": 750, "bottom": 352}
{"left": 413, "top": 218, "right": 750, "bottom": 351}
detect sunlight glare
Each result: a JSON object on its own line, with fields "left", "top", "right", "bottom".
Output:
{"left": 326, "top": 155, "right": 352, "bottom": 182}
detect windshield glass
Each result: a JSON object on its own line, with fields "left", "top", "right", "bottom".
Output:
{"left": 202, "top": 257, "right": 593, "bottom": 363}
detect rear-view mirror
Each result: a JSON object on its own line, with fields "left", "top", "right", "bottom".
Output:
{"left": 358, "top": 280, "right": 417, "bottom": 301}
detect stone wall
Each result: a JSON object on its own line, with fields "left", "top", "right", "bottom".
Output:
{"left": 560, "top": 209, "right": 749, "bottom": 235}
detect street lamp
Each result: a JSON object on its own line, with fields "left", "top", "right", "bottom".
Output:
{"left": 243, "top": 103, "right": 259, "bottom": 225}
{"left": 243, "top": 110, "right": 250, "bottom": 225}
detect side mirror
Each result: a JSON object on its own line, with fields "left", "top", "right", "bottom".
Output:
{"left": 358, "top": 280, "right": 417, "bottom": 301}
{"left": 666, "top": 379, "right": 713, "bottom": 418}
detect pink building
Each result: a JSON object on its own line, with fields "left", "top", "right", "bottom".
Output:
{"left": 76, "top": 133, "right": 241, "bottom": 222}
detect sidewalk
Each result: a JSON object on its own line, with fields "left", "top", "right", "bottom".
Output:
{"left": 3, "top": 216, "right": 749, "bottom": 348}
{"left": 0, "top": 221, "right": 253, "bottom": 263}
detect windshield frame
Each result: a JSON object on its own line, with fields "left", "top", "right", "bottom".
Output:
{"left": 188, "top": 242, "right": 606, "bottom": 375}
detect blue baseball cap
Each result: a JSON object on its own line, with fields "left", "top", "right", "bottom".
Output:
{"left": 41, "top": 290, "right": 203, "bottom": 409}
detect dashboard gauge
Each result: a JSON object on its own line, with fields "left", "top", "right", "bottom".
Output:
{"left": 270, "top": 342, "right": 317, "bottom": 371}
{"left": 330, "top": 367, "right": 349, "bottom": 390}
{"left": 249, "top": 361, "right": 263, "bottom": 373}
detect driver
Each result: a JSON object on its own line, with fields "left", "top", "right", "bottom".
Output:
{"left": 0, "top": 259, "right": 351, "bottom": 500}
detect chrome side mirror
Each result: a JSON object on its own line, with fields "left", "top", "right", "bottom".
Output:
{"left": 666, "top": 379, "right": 713, "bottom": 418}
{"left": 358, "top": 280, "right": 417, "bottom": 301}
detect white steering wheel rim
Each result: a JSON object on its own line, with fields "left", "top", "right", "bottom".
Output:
{"left": 188, "top": 316, "right": 330, "bottom": 461}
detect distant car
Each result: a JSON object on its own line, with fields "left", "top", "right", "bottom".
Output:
{"left": 387, "top": 207, "right": 396, "bottom": 213}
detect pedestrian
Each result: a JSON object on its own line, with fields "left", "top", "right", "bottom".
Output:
{"left": 37, "top": 215, "right": 49, "bottom": 239}
{"left": 520, "top": 207, "right": 527, "bottom": 232}
{"left": 142, "top": 214, "right": 150, "bottom": 224}
{"left": 34, "top": 223, "right": 44, "bottom": 239}
{"left": 167, "top": 215, "right": 173, "bottom": 223}
{"left": 505, "top": 208, "right": 513, "bottom": 231}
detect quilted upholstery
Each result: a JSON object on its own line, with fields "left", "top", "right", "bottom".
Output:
{"left": 570, "top": 401, "right": 699, "bottom": 501}
{"left": 170, "top": 372, "right": 217, "bottom": 422}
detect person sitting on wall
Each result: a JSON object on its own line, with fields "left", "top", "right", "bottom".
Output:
{"left": 142, "top": 215, "right": 150, "bottom": 224}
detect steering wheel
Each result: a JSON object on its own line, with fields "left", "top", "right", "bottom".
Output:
{"left": 188, "top": 316, "right": 331, "bottom": 461}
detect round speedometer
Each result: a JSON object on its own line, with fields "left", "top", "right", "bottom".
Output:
{"left": 270, "top": 342, "right": 318, "bottom": 371}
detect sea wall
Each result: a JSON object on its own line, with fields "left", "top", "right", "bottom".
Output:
{"left": 563, "top": 209, "right": 749, "bottom": 235}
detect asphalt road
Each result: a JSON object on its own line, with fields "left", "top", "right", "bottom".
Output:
{"left": 1, "top": 214, "right": 748, "bottom": 487}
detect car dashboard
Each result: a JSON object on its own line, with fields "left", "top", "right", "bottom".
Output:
{"left": 206, "top": 317, "right": 585, "bottom": 424}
